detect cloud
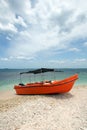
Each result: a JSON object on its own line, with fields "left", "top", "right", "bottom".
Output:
{"left": 0, "top": 23, "right": 17, "bottom": 33}
{"left": 0, "top": 55, "right": 35, "bottom": 61}
{"left": 14, "top": 16, "right": 27, "bottom": 28}
{"left": 49, "top": 58, "right": 87, "bottom": 67}
{"left": 69, "top": 48, "right": 80, "bottom": 52}
{"left": 0, "top": 57, "right": 9, "bottom": 61}
{"left": 0, "top": 0, "right": 87, "bottom": 68}
{"left": 0, "top": 0, "right": 28, "bottom": 34}
{"left": 72, "top": 58, "right": 87, "bottom": 63}
{"left": 30, "top": 0, "right": 38, "bottom": 8}
{"left": 49, "top": 60, "right": 66, "bottom": 64}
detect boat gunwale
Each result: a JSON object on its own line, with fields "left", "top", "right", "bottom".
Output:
{"left": 14, "top": 75, "right": 78, "bottom": 89}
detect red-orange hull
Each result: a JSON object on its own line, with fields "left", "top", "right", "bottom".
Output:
{"left": 14, "top": 74, "right": 78, "bottom": 95}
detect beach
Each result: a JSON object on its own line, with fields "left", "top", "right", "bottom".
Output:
{"left": 0, "top": 85, "right": 87, "bottom": 130}
{"left": 0, "top": 0, "right": 87, "bottom": 128}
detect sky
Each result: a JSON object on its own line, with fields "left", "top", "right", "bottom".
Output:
{"left": 0, "top": 0, "right": 87, "bottom": 68}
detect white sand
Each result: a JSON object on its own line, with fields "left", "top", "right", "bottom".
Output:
{"left": 0, "top": 85, "right": 87, "bottom": 130}
{"left": 0, "top": 90, "right": 16, "bottom": 100}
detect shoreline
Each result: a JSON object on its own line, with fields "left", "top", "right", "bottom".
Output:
{"left": 0, "top": 85, "right": 87, "bottom": 130}
{"left": 0, "top": 84, "right": 87, "bottom": 100}
{"left": 0, "top": 85, "right": 86, "bottom": 102}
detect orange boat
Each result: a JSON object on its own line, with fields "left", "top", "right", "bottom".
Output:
{"left": 14, "top": 68, "right": 78, "bottom": 95}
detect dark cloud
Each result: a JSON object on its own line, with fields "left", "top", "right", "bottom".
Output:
{"left": 30, "top": 0, "right": 38, "bottom": 8}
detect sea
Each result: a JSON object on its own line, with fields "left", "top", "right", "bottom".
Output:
{"left": 0, "top": 68, "right": 87, "bottom": 91}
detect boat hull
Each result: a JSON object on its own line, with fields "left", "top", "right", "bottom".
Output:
{"left": 14, "top": 74, "right": 78, "bottom": 95}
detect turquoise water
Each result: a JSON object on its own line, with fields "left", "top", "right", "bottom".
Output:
{"left": 0, "top": 68, "right": 87, "bottom": 91}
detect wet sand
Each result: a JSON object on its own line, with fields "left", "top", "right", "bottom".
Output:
{"left": 0, "top": 85, "right": 87, "bottom": 130}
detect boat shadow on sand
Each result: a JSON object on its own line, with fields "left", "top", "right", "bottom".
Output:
{"left": 44, "top": 92, "right": 74, "bottom": 100}
{"left": 16, "top": 92, "right": 74, "bottom": 100}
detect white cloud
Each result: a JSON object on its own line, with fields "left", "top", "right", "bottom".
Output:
{"left": 0, "top": 58, "right": 9, "bottom": 61}
{"left": 72, "top": 58, "right": 87, "bottom": 63}
{"left": 0, "top": 0, "right": 87, "bottom": 68}
{"left": 0, "top": 55, "right": 35, "bottom": 61}
{"left": 49, "top": 60, "right": 66, "bottom": 64}
{"left": 15, "top": 55, "right": 34, "bottom": 60}
{"left": 0, "top": 0, "right": 28, "bottom": 34}
{"left": 0, "top": 23, "right": 17, "bottom": 33}
{"left": 7, "top": 27, "right": 69, "bottom": 58}
{"left": 48, "top": 58, "right": 87, "bottom": 68}
{"left": 69, "top": 48, "right": 80, "bottom": 52}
